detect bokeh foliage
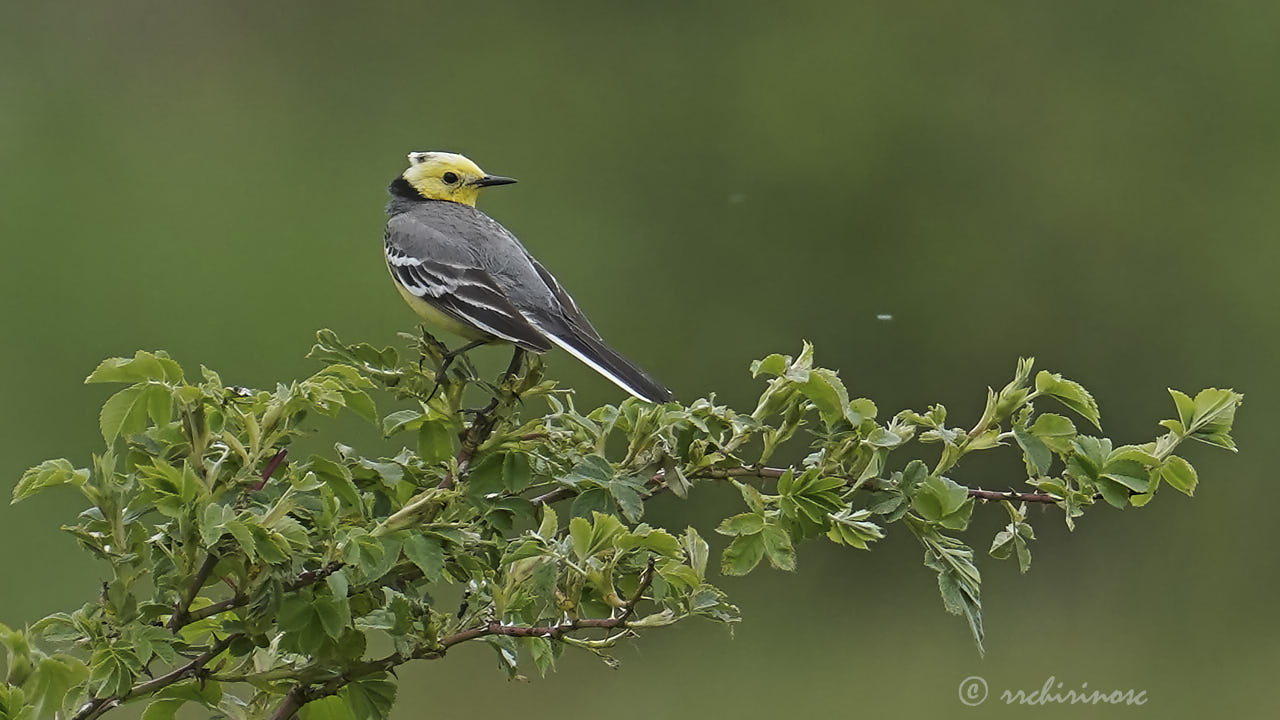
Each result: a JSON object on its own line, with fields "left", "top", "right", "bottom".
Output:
{"left": 1, "top": 331, "right": 1239, "bottom": 719}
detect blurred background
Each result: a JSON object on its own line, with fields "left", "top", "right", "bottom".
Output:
{"left": 1, "top": 1, "right": 1275, "bottom": 717}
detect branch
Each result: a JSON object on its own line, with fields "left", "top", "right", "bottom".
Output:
{"left": 252, "top": 448, "right": 289, "bottom": 492}
{"left": 168, "top": 445, "right": 291, "bottom": 630}
{"left": 268, "top": 558, "right": 658, "bottom": 720}
{"left": 437, "top": 348, "right": 525, "bottom": 491}
{"left": 72, "top": 635, "right": 238, "bottom": 720}
{"left": 166, "top": 552, "right": 219, "bottom": 631}
{"left": 180, "top": 562, "right": 343, "bottom": 627}
{"left": 530, "top": 464, "right": 1059, "bottom": 508}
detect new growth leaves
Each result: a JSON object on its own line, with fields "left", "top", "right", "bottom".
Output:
{"left": 2, "top": 331, "right": 1243, "bottom": 720}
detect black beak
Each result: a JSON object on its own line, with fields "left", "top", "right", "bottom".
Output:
{"left": 472, "top": 175, "right": 518, "bottom": 187}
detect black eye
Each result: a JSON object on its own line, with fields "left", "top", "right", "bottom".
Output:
{"left": 442, "top": 172, "right": 459, "bottom": 184}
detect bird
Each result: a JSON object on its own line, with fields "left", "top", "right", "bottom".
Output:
{"left": 383, "top": 151, "right": 673, "bottom": 404}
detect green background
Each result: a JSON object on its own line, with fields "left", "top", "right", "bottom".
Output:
{"left": 2, "top": 2, "right": 1274, "bottom": 717}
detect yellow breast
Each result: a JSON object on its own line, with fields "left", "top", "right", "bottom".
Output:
{"left": 390, "top": 268, "right": 493, "bottom": 342}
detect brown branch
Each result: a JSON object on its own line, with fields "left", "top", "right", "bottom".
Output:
{"left": 72, "top": 635, "right": 238, "bottom": 720}
{"left": 252, "top": 448, "right": 289, "bottom": 492}
{"left": 166, "top": 552, "right": 219, "bottom": 631}
{"left": 531, "top": 464, "right": 1060, "bottom": 508}
{"left": 169, "top": 443, "right": 290, "bottom": 630}
{"left": 180, "top": 562, "right": 343, "bottom": 627}
{"left": 437, "top": 348, "right": 525, "bottom": 491}
{"left": 269, "top": 558, "right": 658, "bottom": 720}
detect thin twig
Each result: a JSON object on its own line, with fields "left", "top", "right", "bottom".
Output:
{"left": 72, "top": 635, "right": 238, "bottom": 720}
{"left": 180, "top": 562, "right": 343, "bottom": 627}
{"left": 530, "top": 464, "right": 1060, "bottom": 508}
{"left": 166, "top": 552, "right": 219, "bottom": 631}
{"left": 252, "top": 448, "right": 289, "bottom": 492}
{"left": 267, "top": 558, "right": 657, "bottom": 720}
{"left": 437, "top": 348, "right": 524, "bottom": 491}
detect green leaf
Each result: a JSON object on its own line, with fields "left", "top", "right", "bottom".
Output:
{"left": 314, "top": 592, "right": 352, "bottom": 640}
{"left": 1101, "top": 459, "right": 1150, "bottom": 493}
{"left": 1161, "top": 456, "right": 1198, "bottom": 496}
{"left": 0, "top": 685, "right": 27, "bottom": 720}
{"left": 403, "top": 534, "right": 445, "bottom": 582}
{"left": 381, "top": 409, "right": 422, "bottom": 436}
{"left": 716, "top": 512, "right": 765, "bottom": 536}
{"left": 526, "top": 636, "right": 557, "bottom": 676}
{"left": 299, "top": 695, "right": 357, "bottom": 720}
{"left": 1169, "top": 389, "right": 1196, "bottom": 430}
{"left": 750, "top": 353, "right": 789, "bottom": 378}
{"left": 684, "top": 527, "right": 709, "bottom": 581}
{"left": 569, "top": 517, "right": 592, "bottom": 561}
{"left": 308, "top": 458, "right": 362, "bottom": 516}
{"left": 760, "top": 525, "right": 796, "bottom": 571}
{"left": 721, "top": 533, "right": 766, "bottom": 576}
{"left": 569, "top": 488, "right": 614, "bottom": 519}
{"left": 502, "top": 453, "right": 533, "bottom": 493}
{"left": 99, "top": 385, "right": 151, "bottom": 443}
{"left": 141, "top": 699, "right": 184, "bottom": 720}
{"left": 537, "top": 505, "right": 559, "bottom": 540}
{"left": 24, "top": 656, "right": 88, "bottom": 720}
{"left": 342, "top": 674, "right": 397, "bottom": 720}
{"left": 12, "top": 459, "right": 89, "bottom": 504}
{"left": 661, "top": 455, "right": 691, "bottom": 499}
{"left": 1094, "top": 477, "right": 1130, "bottom": 508}
{"left": 1035, "top": 370, "right": 1101, "bottom": 430}
{"left": 1013, "top": 426, "right": 1051, "bottom": 475}
{"left": 911, "top": 475, "right": 969, "bottom": 522}
{"left": 565, "top": 455, "right": 614, "bottom": 486}
{"left": 1184, "top": 388, "right": 1243, "bottom": 451}
{"left": 85, "top": 350, "right": 183, "bottom": 384}
{"left": 797, "top": 368, "right": 854, "bottom": 427}
{"left": 88, "top": 643, "right": 143, "bottom": 698}
{"left": 609, "top": 479, "right": 645, "bottom": 523}
{"left": 341, "top": 390, "right": 379, "bottom": 425}
{"left": 417, "top": 419, "right": 455, "bottom": 465}
{"left": 1030, "top": 413, "right": 1077, "bottom": 453}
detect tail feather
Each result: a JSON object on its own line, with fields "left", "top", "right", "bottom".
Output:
{"left": 538, "top": 324, "right": 673, "bottom": 404}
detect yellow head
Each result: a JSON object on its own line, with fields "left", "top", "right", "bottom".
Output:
{"left": 400, "top": 151, "right": 517, "bottom": 207}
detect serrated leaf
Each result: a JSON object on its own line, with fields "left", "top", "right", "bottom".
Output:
{"left": 569, "top": 517, "right": 592, "bottom": 560}
{"left": 1030, "top": 413, "right": 1077, "bottom": 452}
{"left": 684, "top": 527, "right": 709, "bottom": 581}
{"left": 381, "top": 410, "right": 422, "bottom": 436}
{"left": 1161, "top": 456, "right": 1198, "bottom": 496}
{"left": 141, "top": 699, "right": 184, "bottom": 720}
{"left": 1035, "top": 371, "right": 1101, "bottom": 430}
{"left": 720, "top": 533, "right": 765, "bottom": 576}
{"left": 569, "top": 488, "right": 613, "bottom": 519}
{"left": 1013, "top": 426, "right": 1052, "bottom": 476}
{"left": 1101, "top": 459, "right": 1150, "bottom": 492}
{"left": 99, "top": 385, "right": 151, "bottom": 443}
{"left": 417, "top": 420, "right": 455, "bottom": 465}
{"left": 750, "top": 353, "right": 789, "bottom": 378}
{"left": 12, "top": 459, "right": 89, "bottom": 504}
{"left": 85, "top": 350, "right": 183, "bottom": 384}
{"left": 716, "top": 512, "right": 765, "bottom": 536}
{"left": 760, "top": 525, "right": 796, "bottom": 571}
{"left": 403, "top": 534, "right": 445, "bottom": 582}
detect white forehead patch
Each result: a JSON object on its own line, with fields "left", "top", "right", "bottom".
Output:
{"left": 408, "top": 151, "right": 468, "bottom": 167}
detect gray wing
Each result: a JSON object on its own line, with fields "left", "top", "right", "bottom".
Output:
{"left": 385, "top": 210, "right": 553, "bottom": 352}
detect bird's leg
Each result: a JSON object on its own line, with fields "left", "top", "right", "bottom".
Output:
{"left": 416, "top": 329, "right": 448, "bottom": 372}
{"left": 503, "top": 347, "right": 526, "bottom": 379}
{"left": 425, "top": 338, "right": 490, "bottom": 402}
{"left": 462, "top": 347, "right": 526, "bottom": 416}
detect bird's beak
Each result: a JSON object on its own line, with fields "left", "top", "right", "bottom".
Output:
{"left": 472, "top": 175, "right": 518, "bottom": 187}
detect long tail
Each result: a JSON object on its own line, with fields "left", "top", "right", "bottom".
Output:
{"left": 537, "top": 323, "right": 673, "bottom": 404}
